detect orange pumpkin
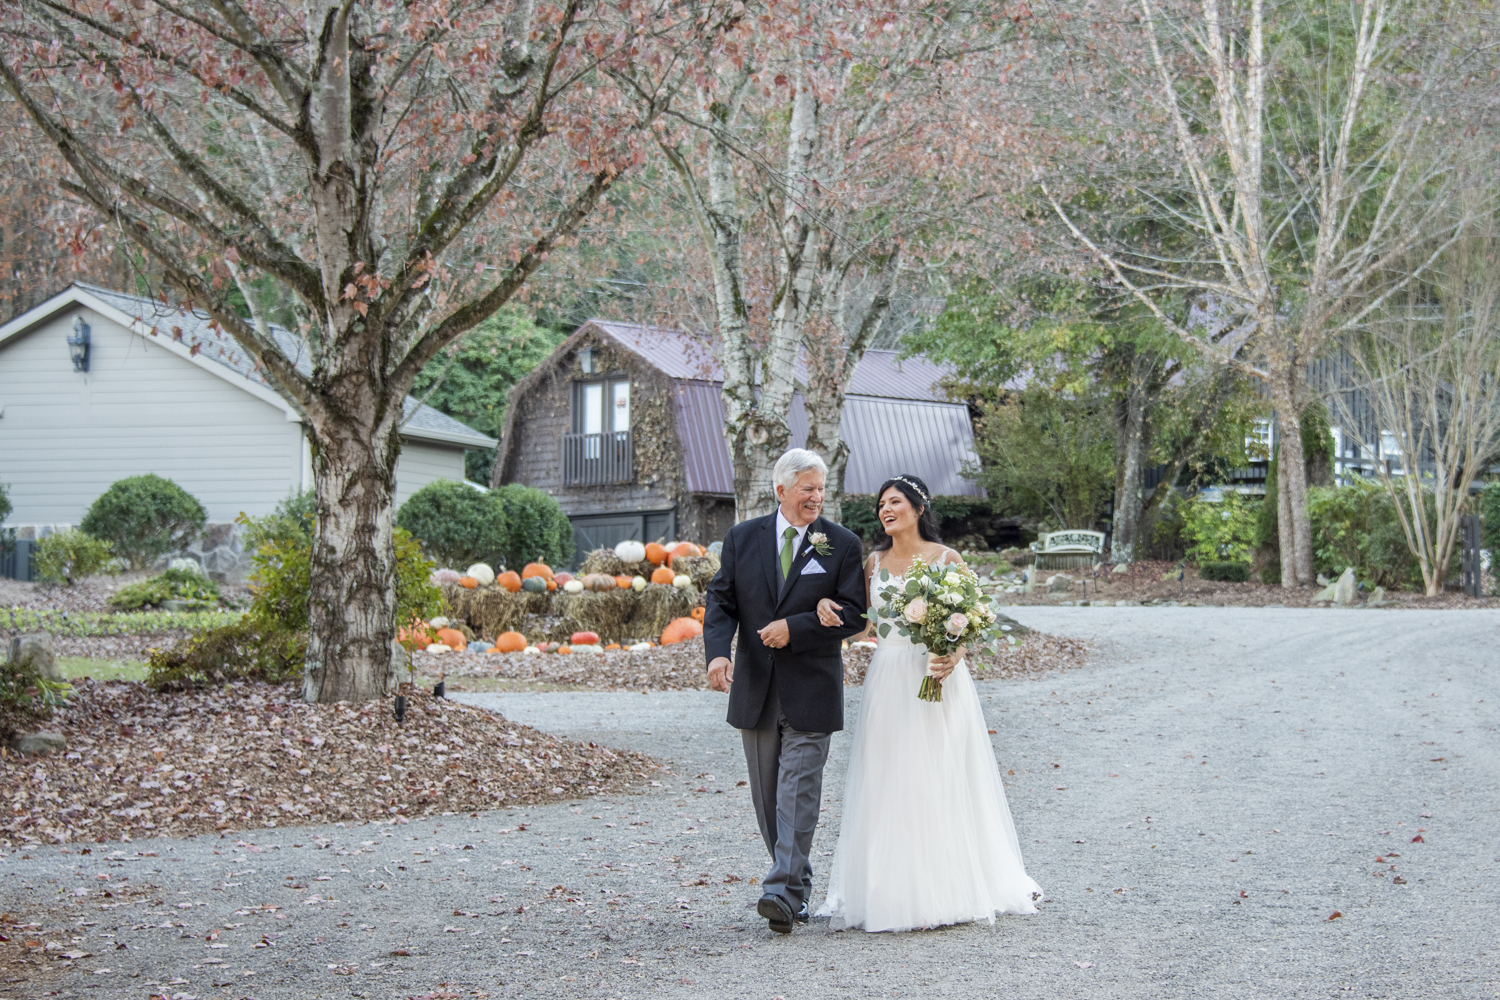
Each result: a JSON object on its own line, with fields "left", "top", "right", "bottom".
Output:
{"left": 605, "top": 642, "right": 622, "bottom": 650}
{"left": 650, "top": 566, "right": 675, "bottom": 585}
{"left": 659, "top": 617, "right": 704, "bottom": 645}
{"left": 557, "top": 644, "right": 573, "bottom": 655}
{"left": 397, "top": 620, "right": 434, "bottom": 649}
{"left": 435, "top": 628, "right": 466, "bottom": 651}
{"left": 497, "top": 570, "right": 522, "bottom": 593}
{"left": 522, "top": 562, "right": 554, "bottom": 580}
{"left": 494, "top": 631, "right": 527, "bottom": 653}
{"left": 690, "top": 606, "right": 706, "bottom": 622}
{"left": 614, "top": 574, "right": 633, "bottom": 590}
{"left": 644, "top": 542, "right": 668, "bottom": 566}
{"left": 546, "top": 579, "right": 557, "bottom": 591}
{"left": 667, "top": 542, "right": 703, "bottom": 565}
{"left": 459, "top": 576, "right": 479, "bottom": 589}
{"left": 570, "top": 631, "right": 600, "bottom": 646}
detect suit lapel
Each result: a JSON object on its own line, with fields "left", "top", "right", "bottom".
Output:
{"left": 777, "top": 516, "right": 824, "bottom": 607}
{"left": 760, "top": 514, "right": 780, "bottom": 606}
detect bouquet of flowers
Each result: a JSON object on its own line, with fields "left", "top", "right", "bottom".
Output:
{"left": 868, "top": 557, "right": 1012, "bottom": 702}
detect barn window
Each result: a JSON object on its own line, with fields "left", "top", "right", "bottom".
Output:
{"left": 564, "top": 378, "right": 633, "bottom": 485}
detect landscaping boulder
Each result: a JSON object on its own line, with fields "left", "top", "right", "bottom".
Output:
{"left": 1313, "top": 582, "right": 1337, "bottom": 602}
{"left": 1045, "top": 574, "right": 1075, "bottom": 594}
{"left": 11, "top": 731, "right": 66, "bottom": 755}
{"left": 6, "top": 632, "right": 61, "bottom": 682}
{"left": 1366, "top": 586, "right": 1388, "bottom": 607}
{"left": 1112, "top": 563, "right": 1129, "bottom": 574}
{"left": 1333, "top": 567, "right": 1357, "bottom": 606}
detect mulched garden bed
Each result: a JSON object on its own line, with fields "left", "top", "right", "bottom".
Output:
{"left": 413, "top": 632, "right": 1092, "bottom": 691}
{"left": 0, "top": 681, "right": 661, "bottom": 848}
{"left": 1001, "top": 559, "right": 1500, "bottom": 609}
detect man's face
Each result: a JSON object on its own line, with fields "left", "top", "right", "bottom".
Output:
{"left": 776, "top": 469, "right": 826, "bottom": 527}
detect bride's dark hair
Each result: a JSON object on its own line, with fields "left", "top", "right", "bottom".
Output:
{"left": 872, "top": 474, "right": 942, "bottom": 551}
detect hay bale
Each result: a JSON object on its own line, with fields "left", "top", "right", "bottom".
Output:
{"left": 628, "top": 583, "right": 699, "bottom": 643}
{"left": 672, "top": 553, "right": 721, "bottom": 589}
{"left": 552, "top": 589, "right": 638, "bottom": 643}
{"left": 448, "top": 585, "right": 551, "bottom": 637}
{"left": 579, "top": 548, "right": 654, "bottom": 579}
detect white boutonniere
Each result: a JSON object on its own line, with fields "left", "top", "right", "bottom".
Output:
{"left": 807, "top": 532, "right": 832, "bottom": 556}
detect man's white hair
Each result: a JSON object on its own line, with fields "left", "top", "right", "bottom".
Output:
{"left": 774, "top": 448, "right": 828, "bottom": 491}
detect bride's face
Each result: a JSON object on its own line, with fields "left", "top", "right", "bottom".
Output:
{"left": 877, "top": 487, "right": 921, "bottom": 536}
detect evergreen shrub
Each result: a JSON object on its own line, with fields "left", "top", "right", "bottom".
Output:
{"left": 80, "top": 474, "right": 207, "bottom": 568}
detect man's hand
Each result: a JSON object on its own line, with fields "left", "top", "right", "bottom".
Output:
{"left": 708, "top": 656, "right": 734, "bottom": 692}
{"left": 757, "top": 619, "right": 791, "bottom": 649}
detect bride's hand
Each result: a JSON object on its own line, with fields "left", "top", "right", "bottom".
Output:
{"left": 928, "top": 647, "right": 965, "bottom": 681}
{"left": 816, "top": 598, "right": 844, "bottom": 627}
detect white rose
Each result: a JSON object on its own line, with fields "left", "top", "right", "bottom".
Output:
{"left": 904, "top": 597, "right": 928, "bottom": 622}
{"left": 944, "top": 571, "right": 962, "bottom": 586}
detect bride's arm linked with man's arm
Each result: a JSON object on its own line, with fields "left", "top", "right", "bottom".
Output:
{"left": 703, "top": 522, "right": 867, "bottom": 693}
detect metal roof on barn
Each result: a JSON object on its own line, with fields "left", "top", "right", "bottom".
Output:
{"left": 587, "top": 320, "right": 956, "bottom": 403}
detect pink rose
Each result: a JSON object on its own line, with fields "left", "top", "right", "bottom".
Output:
{"left": 947, "top": 612, "right": 969, "bottom": 634}
{"left": 904, "top": 597, "right": 928, "bottom": 623}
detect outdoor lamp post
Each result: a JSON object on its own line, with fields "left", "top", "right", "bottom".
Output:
{"left": 67, "top": 316, "right": 91, "bottom": 372}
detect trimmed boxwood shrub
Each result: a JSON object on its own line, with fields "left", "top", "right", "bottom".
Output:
{"left": 80, "top": 474, "right": 207, "bottom": 568}
{"left": 396, "top": 479, "right": 510, "bottom": 568}
{"left": 491, "top": 483, "right": 573, "bottom": 569}
{"left": 1198, "top": 561, "right": 1251, "bottom": 583}
{"left": 397, "top": 480, "right": 573, "bottom": 570}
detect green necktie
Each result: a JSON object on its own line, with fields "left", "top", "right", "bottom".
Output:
{"left": 780, "top": 526, "right": 798, "bottom": 579}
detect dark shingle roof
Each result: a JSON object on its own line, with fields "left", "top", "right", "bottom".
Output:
{"left": 76, "top": 284, "right": 495, "bottom": 449}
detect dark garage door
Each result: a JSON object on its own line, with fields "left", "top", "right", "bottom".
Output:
{"left": 569, "top": 509, "right": 675, "bottom": 569}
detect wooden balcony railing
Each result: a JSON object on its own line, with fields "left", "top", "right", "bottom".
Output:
{"left": 562, "top": 430, "right": 633, "bottom": 486}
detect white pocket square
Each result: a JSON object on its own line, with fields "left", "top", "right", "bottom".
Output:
{"left": 800, "top": 559, "right": 827, "bottom": 575}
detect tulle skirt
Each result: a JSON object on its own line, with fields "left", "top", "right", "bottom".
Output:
{"left": 818, "top": 638, "right": 1042, "bottom": 932}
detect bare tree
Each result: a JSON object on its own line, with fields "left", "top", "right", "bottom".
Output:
{"left": 1038, "top": 0, "right": 1476, "bottom": 586}
{"left": 1330, "top": 222, "right": 1500, "bottom": 596}
{"left": 646, "top": 1, "right": 1002, "bottom": 520}
{"left": 0, "top": 0, "right": 710, "bottom": 701}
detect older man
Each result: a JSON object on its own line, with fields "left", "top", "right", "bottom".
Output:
{"left": 703, "top": 448, "right": 866, "bottom": 933}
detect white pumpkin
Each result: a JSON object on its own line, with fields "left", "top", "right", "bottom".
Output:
{"left": 614, "top": 539, "right": 647, "bottom": 564}
{"left": 563, "top": 579, "right": 585, "bottom": 594}
{"left": 522, "top": 645, "right": 541, "bottom": 655}
{"left": 672, "top": 574, "right": 692, "bottom": 589}
{"left": 465, "top": 562, "right": 496, "bottom": 587}
{"left": 631, "top": 575, "right": 647, "bottom": 592}
{"left": 425, "top": 642, "right": 450, "bottom": 653}
{"left": 627, "top": 641, "right": 653, "bottom": 652}
{"left": 429, "top": 615, "right": 450, "bottom": 629}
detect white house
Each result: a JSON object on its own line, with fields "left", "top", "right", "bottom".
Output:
{"left": 0, "top": 283, "right": 496, "bottom": 578}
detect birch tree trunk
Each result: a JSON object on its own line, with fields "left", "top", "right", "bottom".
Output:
{"left": 1111, "top": 379, "right": 1150, "bottom": 563}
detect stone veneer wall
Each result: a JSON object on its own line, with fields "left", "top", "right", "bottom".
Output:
{"left": 7, "top": 522, "right": 255, "bottom": 583}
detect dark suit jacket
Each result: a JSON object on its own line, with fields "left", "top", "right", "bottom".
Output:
{"left": 703, "top": 513, "right": 866, "bottom": 733}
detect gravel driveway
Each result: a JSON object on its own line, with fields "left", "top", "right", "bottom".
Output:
{"left": 3, "top": 607, "right": 1496, "bottom": 999}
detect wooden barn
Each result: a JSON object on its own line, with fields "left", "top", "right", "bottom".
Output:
{"left": 493, "top": 320, "right": 983, "bottom": 561}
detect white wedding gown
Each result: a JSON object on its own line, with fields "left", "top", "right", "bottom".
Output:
{"left": 818, "top": 555, "right": 1042, "bottom": 932}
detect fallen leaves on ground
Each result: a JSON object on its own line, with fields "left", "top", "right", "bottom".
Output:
{"left": 419, "top": 633, "right": 1091, "bottom": 690}
{"left": 1, "top": 681, "right": 660, "bottom": 847}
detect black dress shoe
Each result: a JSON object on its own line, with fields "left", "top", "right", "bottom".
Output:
{"left": 757, "top": 893, "right": 794, "bottom": 934}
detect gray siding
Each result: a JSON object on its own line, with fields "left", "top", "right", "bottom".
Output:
{"left": 394, "top": 441, "right": 466, "bottom": 508}
{"left": 0, "top": 308, "right": 304, "bottom": 524}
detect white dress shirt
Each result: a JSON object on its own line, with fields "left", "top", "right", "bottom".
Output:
{"left": 774, "top": 508, "right": 810, "bottom": 574}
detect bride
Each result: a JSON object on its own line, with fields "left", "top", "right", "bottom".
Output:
{"left": 814, "top": 473, "right": 1042, "bottom": 932}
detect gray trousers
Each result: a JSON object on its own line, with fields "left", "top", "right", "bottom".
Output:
{"left": 740, "top": 685, "right": 831, "bottom": 911}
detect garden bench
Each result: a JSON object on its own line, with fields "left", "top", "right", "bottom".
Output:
{"left": 1030, "top": 530, "right": 1105, "bottom": 572}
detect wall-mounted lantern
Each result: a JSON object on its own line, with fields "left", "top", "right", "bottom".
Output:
{"left": 67, "top": 316, "right": 91, "bottom": 373}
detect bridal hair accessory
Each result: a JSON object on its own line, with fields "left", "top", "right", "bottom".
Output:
{"left": 891, "top": 477, "right": 929, "bottom": 505}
